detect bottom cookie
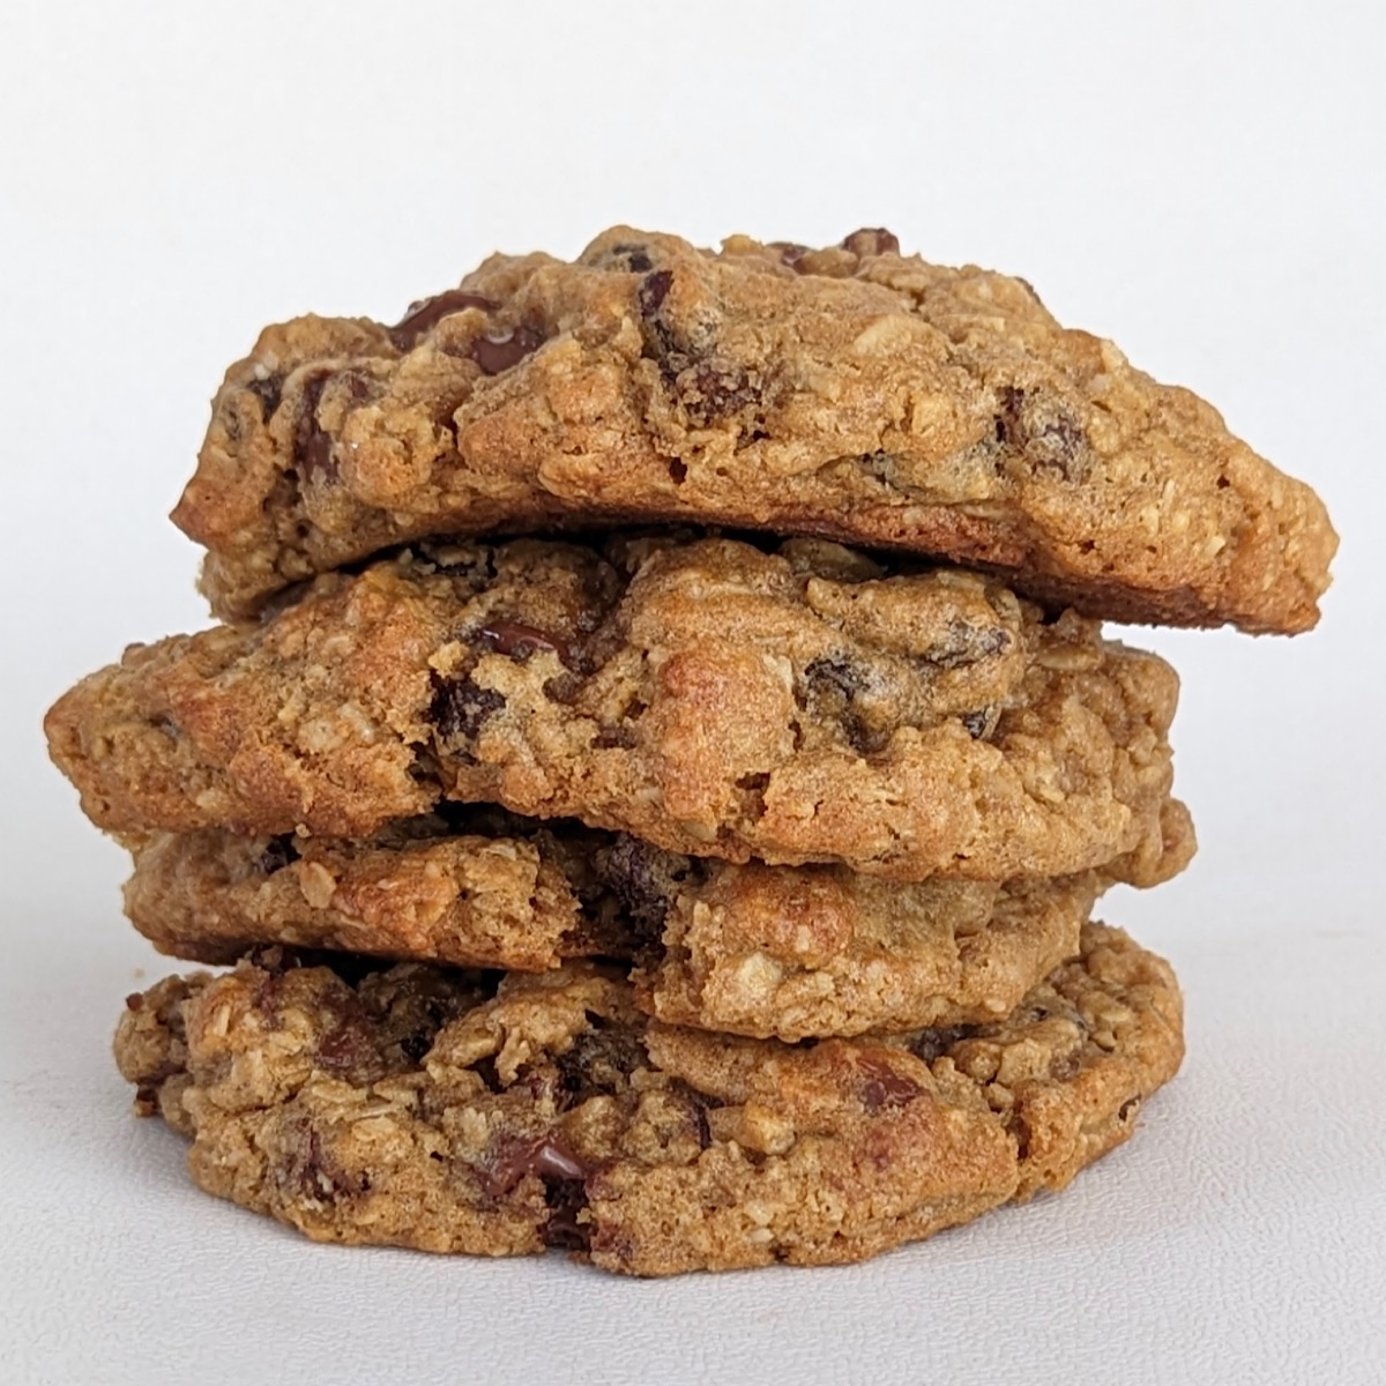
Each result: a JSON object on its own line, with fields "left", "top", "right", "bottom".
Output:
{"left": 115, "top": 922, "right": 1183, "bottom": 1276}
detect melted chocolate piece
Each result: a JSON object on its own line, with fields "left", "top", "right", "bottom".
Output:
{"left": 299, "top": 1126, "right": 370, "bottom": 1201}
{"left": 856, "top": 1055, "right": 925, "bottom": 1114}
{"left": 841, "top": 228, "right": 900, "bottom": 257}
{"left": 541, "top": 1175, "right": 591, "bottom": 1250}
{"left": 246, "top": 373, "right": 283, "bottom": 419}
{"left": 426, "top": 673, "right": 506, "bottom": 741}
{"left": 293, "top": 374, "right": 333, "bottom": 482}
{"left": 483, "top": 1133, "right": 591, "bottom": 1198}
{"left": 389, "top": 289, "right": 497, "bottom": 351}
{"left": 678, "top": 359, "right": 760, "bottom": 426}
{"left": 315, "top": 1013, "right": 377, "bottom": 1076}
{"left": 637, "top": 268, "right": 673, "bottom": 317}
{"left": 595, "top": 837, "right": 696, "bottom": 947}
{"left": 480, "top": 620, "right": 571, "bottom": 666}
{"left": 470, "top": 326, "right": 544, "bottom": 375}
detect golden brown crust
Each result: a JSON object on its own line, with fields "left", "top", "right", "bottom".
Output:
{"left": 114, "top": 922, "right": 1183, "bottom": 1275}
{"left": 48, "top": 535, "right": 1183, "bottom": 881}
{"left": 174, "top": 227, "right": 1335, "bottom": 632}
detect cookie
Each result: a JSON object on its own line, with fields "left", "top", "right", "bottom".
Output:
{"left": 174, "top": 226, "right": 1335, "bottom": 632}
{"left": 115, "top": 922, "right": 1183, "bottom": 1275}
{"left": 124, "top": 798, "right": 1191, "bottom": 1039}
{"left": 48, "top": 534, "right": 1183, "bottom": 882}
{"left": 634, "top": 803, "right": 1192, "bottom": 1039}
{"left": 121, "top": 812, "right": 633, "bottom": 974}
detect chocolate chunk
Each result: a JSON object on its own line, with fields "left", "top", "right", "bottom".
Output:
{"left": 480, "top": 620, "right": 571, "bottom": 666}
{"left": 993, "top": 386, "right": 1089, "bottom": 479}
{"left": 556, "top": 1020, "right": 646, "bottom": 1105}
{"left": 638, "top": 268, "right": 673, "bottom": 317}
{"left": 541, "top": 1174, "right": 591, "bottom": 1251}
{"left": 299, "top": 1126, "right": 369, "bottom": 1201}
{"left": 343, "top": 371, "right": 372, "bottom": 403}
{"left": 470, "top": 325, "right": 544, "bottom": 375}
{"left": 856, "top": 1055, "right": 924, "bottom": 1113}
{"left": 595, "top": 837, "right": 695, "bottom": 946}
{"left": 483, "top": 1133, "right": 591, "bottom": 1198}
{"left": 909, "top": 1023, "right": 981, "bottom": 1064}
{"left": 316, "top": 1013, "right": 377, "bottom": 1076}
{"left": 670, "top": 1082, "right": 714, "bottom": 1150}
{"left": 842, "top": 228, "right": 901, "bottom": 257}
{"left": 246, "top": 373, "right": 283, "bottom": 420}
{"left": 1118, "top": 1096, "right": 1140, "bottom": 1122}
{"left": 532, "top": 1139, "right": 589, "bottom": 1183}
{"left": 426, "top": 673, "right": 505, "bottom": 741}
{"left": 302, "top": 431, "right": 334, "bottom": 483}
{"left": 257, "top": 834, "right": 300, "bottom": 875}
{"left": 293, "top": 374, "right": 334, "bottom": 484}
{"left": 767, "top": 241, "right": 810, "bottom": 269}
{"left": 124, "top": 992, "right": 144, "bottom": 1012}
{"left": 609, "top": 242, "right": 654, "bottom": 273}
{"left": 678, "top": 359, "right": 761, "bottom": 426}
{"left": 481, "top": 1135, "right": 535, "bottom": 1197}
{"left": 1011, "top": 1112, "right": 1033, "bottom": 1162}
{"left": 389, "top": 289, "right": 497, "bottom": 351}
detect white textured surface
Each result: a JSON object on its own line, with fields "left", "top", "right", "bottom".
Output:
{"left": 2, "top": 3, "right": 1384, "bottom": 1383}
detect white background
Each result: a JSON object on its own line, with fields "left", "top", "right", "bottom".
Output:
{"left": 2, "top": 2, "right": 1383, "bottom": 1382}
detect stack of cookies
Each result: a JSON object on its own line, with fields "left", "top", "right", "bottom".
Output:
{"left": 46, "top": 228, "right": 1335, "bottom": 1275}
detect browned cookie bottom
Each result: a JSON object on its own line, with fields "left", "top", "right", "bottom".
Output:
{"left": 116, "top": 922, "right": 1182, "bottom": 1275}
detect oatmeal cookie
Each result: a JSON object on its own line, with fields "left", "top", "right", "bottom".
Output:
{"left": 175, "top": 226, "right": 1335, "bottom": 632}
{"left": 115, "top": 922, "right": 1183, "bottom": 1274}
{"left": 48, "top": 535, "right": 1182, "bottom": 882}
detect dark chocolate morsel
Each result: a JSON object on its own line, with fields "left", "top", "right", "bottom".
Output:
{"left": 389, "top": 289, "right": 497, "bottom": 350}
{"left": 841, "top": 228, "right": 901, "bottom": 257}
{"left": 470, "top": 326, "right": 544, "bottom": 375}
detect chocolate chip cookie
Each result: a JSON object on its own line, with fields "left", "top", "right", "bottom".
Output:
{"left": 124, "top": 799, "right": 1191, "bottom": 1038}
{"left": 174, "top": 226, "right": 1335, "bottom": 632}
{"left": 48, "top": 534, "right": 1183, "bottom": 881}
{"left": 115, "top": 922, "right": 1183, "bottom": 1275}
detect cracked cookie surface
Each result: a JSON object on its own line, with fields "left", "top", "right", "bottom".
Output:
{"left": 49, "top": 535, "right": 1183, "bottom": 881}
{"left": 123, "top": 800, "right": 1191, "bottom": 1039}
{"left": 174, "top": 225, "right": 1335, "bottom": 632}
{"left": 114, "top": 922, "right": 1183, "bottom": 1275}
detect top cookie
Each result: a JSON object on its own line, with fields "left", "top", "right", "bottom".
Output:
{"left": 175, "top": 226, "right": 1335, "bottom": 631}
